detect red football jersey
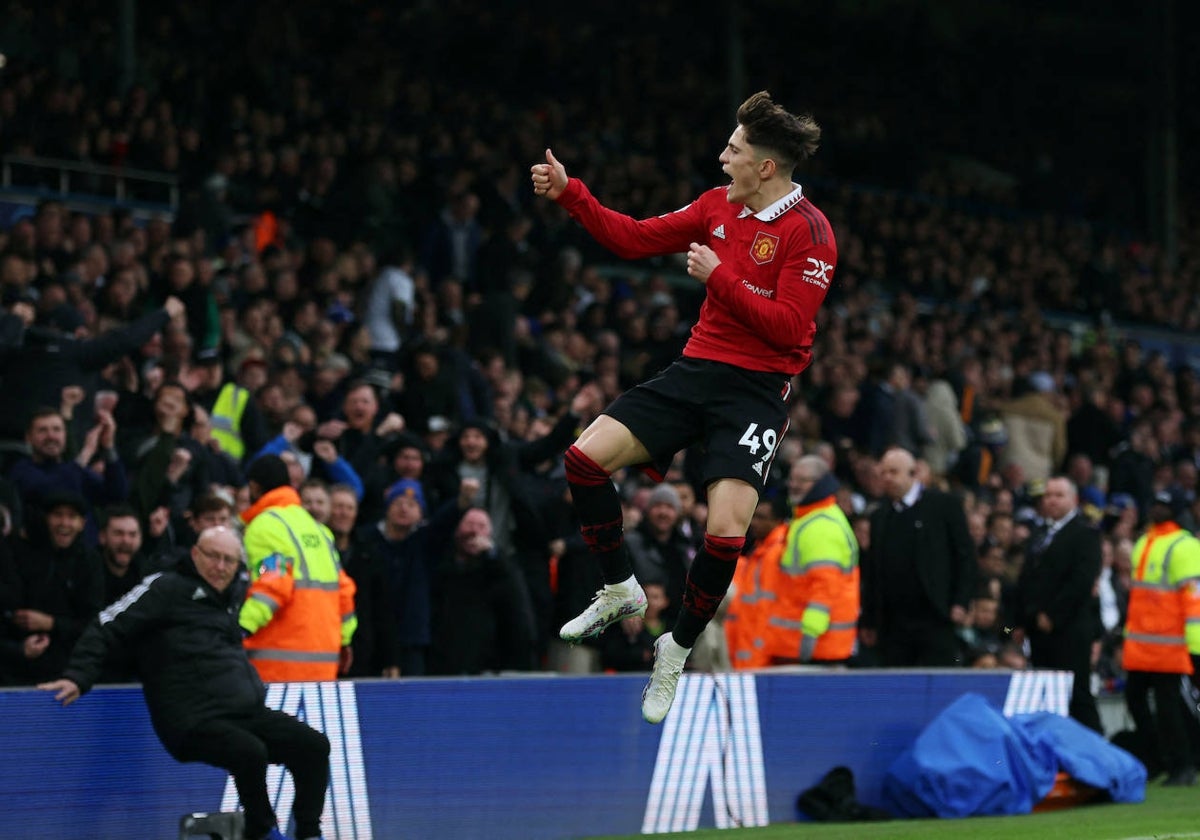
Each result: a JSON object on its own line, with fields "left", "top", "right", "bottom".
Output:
{"left": 557, "top": 179, "right": 836, "bottom": 375}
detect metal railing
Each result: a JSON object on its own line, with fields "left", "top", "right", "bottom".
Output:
{"left": 0, "top": 154, "right": 180, "bottom": 208}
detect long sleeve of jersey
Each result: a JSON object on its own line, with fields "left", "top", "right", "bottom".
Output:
{"left": 556, "top": 178, "right": 836, "bottom": 374}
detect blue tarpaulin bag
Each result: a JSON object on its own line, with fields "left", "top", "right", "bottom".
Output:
{"left": 882, "top": 692, "right": 1145, "bottom": 818}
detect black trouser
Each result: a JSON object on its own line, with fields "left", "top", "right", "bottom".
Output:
{"left": 173, "top": 708, "right": 330, "bottom": 840}
{"left": 879, "top": 616, "right": 963, "bottom": 667}
{"left": 1126, "top": 670, "right": 1195, "bottom": 776}
{"left": 1030, "top": 626, "right": 1102, "bottom": 733}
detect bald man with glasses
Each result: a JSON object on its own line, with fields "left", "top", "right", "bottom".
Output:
{"left": 40, "top": 526, "right": 331, "bottom": 840}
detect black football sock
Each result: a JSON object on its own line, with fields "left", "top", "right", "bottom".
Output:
{"left": 564, "top": 445, "right": 633, "bottom": 585}
{"left": 673, "top": 533, "right": 745, "bottom": 648}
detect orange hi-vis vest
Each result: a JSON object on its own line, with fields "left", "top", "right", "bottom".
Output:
{"left": 726, "top": 522, "right": 789, "bottom": 670}
{"left": 762, "top": 496, "right": 860, "bottom": 663}
{"left": 239, "top": 486, "right": 358, "bottom": 682}
{"left": 1124, "top": 521, "right": 1200, "bottom": 674}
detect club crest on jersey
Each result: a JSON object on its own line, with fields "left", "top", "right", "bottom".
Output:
{"left": 750, "top": 231, "right": 779, "bottom": 265}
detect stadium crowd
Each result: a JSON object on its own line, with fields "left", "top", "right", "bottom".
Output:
{"left": 1, "top": 0, "right": 1199, "bottom": 777}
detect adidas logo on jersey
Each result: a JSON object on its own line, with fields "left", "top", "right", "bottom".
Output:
{"left": 192, "top": 587, "right": 206, "bottom": 600}
{"left": 752, "top": 461, "right": 764, "bottom": 476}
{"left": 712, "top": 224, "right": 726, "bottom": 240}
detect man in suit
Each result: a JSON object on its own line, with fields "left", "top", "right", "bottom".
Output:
{"left": 860, "top": 447, "right": 975, "bottom": 666}
{"left": 1016, "top": 475, "right": 1103, "bottom": 732}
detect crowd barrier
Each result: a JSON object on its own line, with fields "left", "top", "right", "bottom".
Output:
{"left": 0, "top": 669, "right": 1070, "bottom": 839}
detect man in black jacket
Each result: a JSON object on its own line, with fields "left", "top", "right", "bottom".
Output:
{"left": 860, "top": 447, "right": 975, "bottom": 666}
{"left": 39, "top": 526, "right": 330, "bottom": 840}
{"left": 5, "top": 491, "right": 103, "bottom": 685}
{"left": 1016, "top": 475, "right": 1103, "bottom": 732}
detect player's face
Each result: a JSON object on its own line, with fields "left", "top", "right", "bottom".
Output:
{"left": 720, "top": 125, "right": 762, "bottom": 206}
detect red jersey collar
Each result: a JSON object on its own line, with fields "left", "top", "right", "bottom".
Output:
{"left": 738, "top": 183, "right": 805, "bottom": 221}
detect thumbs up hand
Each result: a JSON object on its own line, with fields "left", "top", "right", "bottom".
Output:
{"left": 530, "top": 148, "right": 568, "bottom": 200}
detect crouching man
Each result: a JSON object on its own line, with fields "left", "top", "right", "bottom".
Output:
{"left": 39, "top": 526, "right": 329, "bottom": 840}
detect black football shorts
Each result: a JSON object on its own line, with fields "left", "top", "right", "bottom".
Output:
{"left": 603, "top": 356, "right": 792, "bottom": 491}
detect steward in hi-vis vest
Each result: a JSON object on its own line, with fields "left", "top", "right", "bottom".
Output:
{"left": 239, "top": 455, "right": 357, "bottom": 682}
{"left": 210, "top": 381, "right": 252, "bottom": 461}
{"left": 762, "top": 460, "right": 859, "bottom": 665}
{"left": 726, "top": 497, "right": 790, "bottom": 670}
{"left": 1122, "top": 490, "right": 1200, "bottom": 785}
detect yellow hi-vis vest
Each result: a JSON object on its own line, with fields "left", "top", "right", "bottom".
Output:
{"left": 210, "top": 382, "right": 250, "bottom": 461}
{"left": 239, "top": 486, "right": 358, "bottom": 682}
{"left": 763, "top": 496, "right": 860, "bottom": 663}
{"left": 1124, "top": 522, "right": 1200, "bottom": 674}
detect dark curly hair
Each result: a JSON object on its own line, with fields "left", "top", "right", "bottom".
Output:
{"left": 736, "top": 90, "right": 821, "bottom": 174}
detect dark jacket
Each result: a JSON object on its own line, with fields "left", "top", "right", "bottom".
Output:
{"left": 0, "top": 308, "right": 170, "bottom": 441}
{"left": 8, "top": 456, "right": 129, "bottom": 545}
{"left": 426, "top": 412, "right": 580, "bottom": 561}
{"left": 1015, "top": 511, "right": 1101, "bottom": 637}
{"left": 7, "top": 535, "right": 104, "bottom": 684}
{"left": 359, "top": 500, "right": 465, "bottom": 656}
{"left": 340, "top": 530, "right": 398, "bottom": 677}
{"left": 861, "top": 487, "right": 976, "bottom": 630}
{"left": 429, "top": 545, "right": 538, "bottom": 675}
{"left": 62, "top": 557, "right": 265, "bottom": 754}
{"left": 626, "top": 522, "right": 694, "bottom": 628}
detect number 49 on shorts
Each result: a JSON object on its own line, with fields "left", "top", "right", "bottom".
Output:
{"left": 738, "top": 423, "right": 777, "bottom": 457}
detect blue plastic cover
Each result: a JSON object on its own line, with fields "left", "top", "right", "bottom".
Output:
{"left": 882, "top": 692, "right": 1145, "bottom": 818}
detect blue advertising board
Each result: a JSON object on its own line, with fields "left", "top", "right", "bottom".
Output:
{"left": 0, "top": 669, "right": 1069, "bottom": 839}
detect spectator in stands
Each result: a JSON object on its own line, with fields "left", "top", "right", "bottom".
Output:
{"left": 299, "top": 478, "right": 332, "bottom": 525}
{"left": 252, "top": 406, "right": 365, "bottom": 501}
{"left": 144, "top": 491, "right": 237, "bottom": 572}
{"left": 9, "top": 405, "right": 127, "bottom": 544}
{"left": 429, "top": 507, "right": 539, "bottom": 675}
{"left": 190, "top": 346, "right": 269, "bottom": 466}
{"left": 870, "top": 361, "right": 934, "bottom": 459}
{"left": 129, "top": 380, "right": 208, "bottom": 526}
{"left": 1109, "top": 420, "right": 1159, "bottom": 521}
{"left": 187, "top": 403, "right": 244, "bottom": 491}
{"left": 324, "top": 379, "right": 406, "bottom": 486}
{"left": 363, "top": 432, "right": 431, "bottom": 524}
{"left": 332, "top": 483, "right": 397, "bottom": 678}
{"left": 626, "top": 484, "right": 694, "bottom": 629}
{"left": 394, "top": 341, "right": 465, "bottom": 438}
{"left": 1067, "top": 385, "right": 1123, "bottom": 470}
{"left": 957, "top": 593, "right": 1007, "bottom": 665}
{"left": 363, "top": 247, "right": 416, "bottom": 368}
{"left": 97, "top": 504, "right": 146, "bottom": 607}
{"left": 426, "top": 387, "right": 599, "bottom": 638}
{"left": 40, "top": 525, "right": 330, "bottom": 840}
{"left": 0, "top": 296, "right": 183, "bottom": 448}
{"left": 0, "top": 528, "right": 47, "bottom": 686}
{"left": 360, "top": 475, "right": 479, "bottom": 676}
{"left": 916, "top": 364, "right": 968, "bottom": 479}
{"left": 998, "top": 371, "right": 1068, "bottom": 484}
{"left": 5, "top": 491, "right": 103, "bottom": 685}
